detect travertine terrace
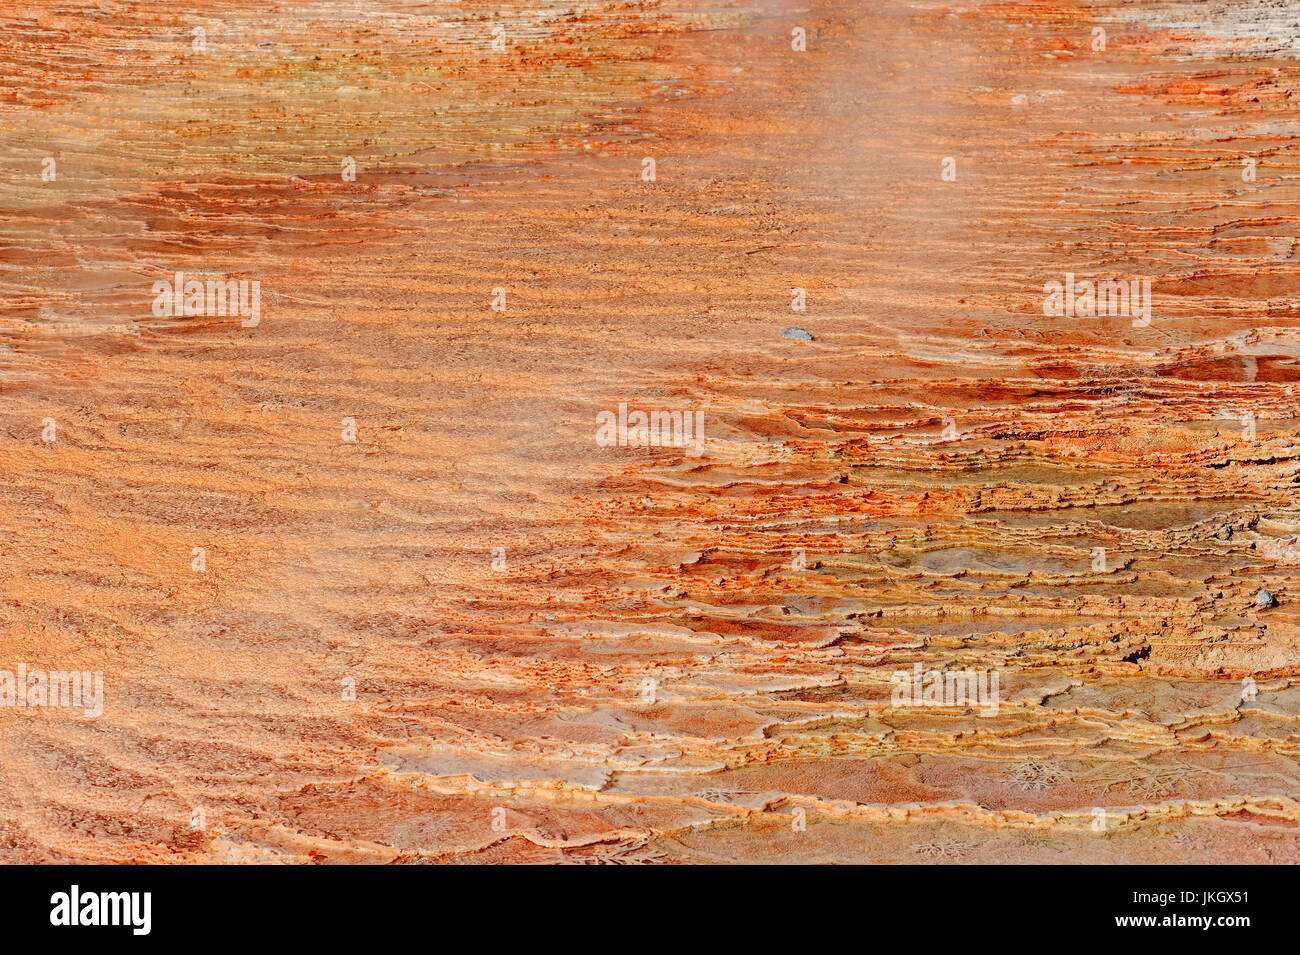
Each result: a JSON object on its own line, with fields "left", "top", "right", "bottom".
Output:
{"left": 1, "top": 0, "right": 1299, "bottom": 863}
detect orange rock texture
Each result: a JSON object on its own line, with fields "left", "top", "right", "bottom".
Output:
{"left": 1, "top": 0, "right": 1298, "bottom": 863}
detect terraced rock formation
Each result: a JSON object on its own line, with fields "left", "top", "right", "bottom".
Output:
{"left": 0, "top": 0, "right": 1297, "bottom": 863}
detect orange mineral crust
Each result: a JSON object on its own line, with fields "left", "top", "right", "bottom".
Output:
{"left": 0, "top": 0, "right": 1298, "bottom": 863}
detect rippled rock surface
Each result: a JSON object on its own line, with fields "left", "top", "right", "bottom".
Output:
{"left": 0, "top": 0, "right": 1297, "bottom": 863}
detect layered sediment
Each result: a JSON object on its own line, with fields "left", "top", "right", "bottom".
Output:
{"left": 0, "top": 0, "right": 1298, "bottom": 863}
